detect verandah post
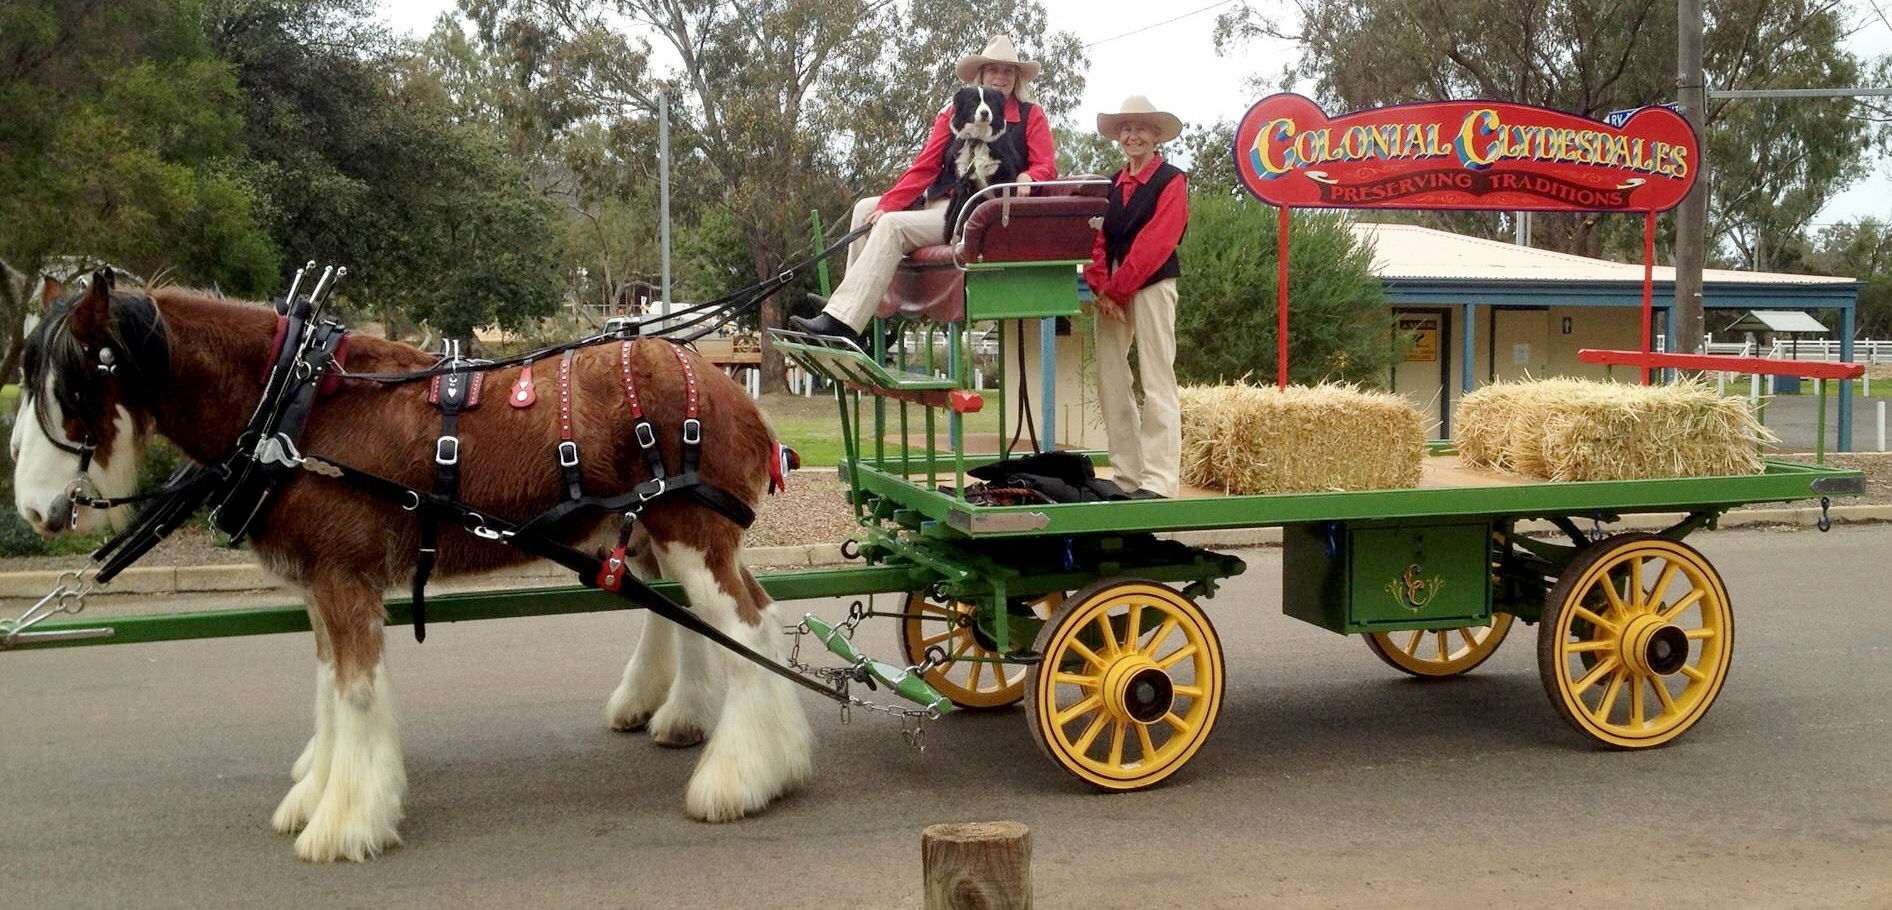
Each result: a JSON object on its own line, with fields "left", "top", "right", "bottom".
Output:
{"left": 1641, "top": 210, "right": 1656, "bottom": 386}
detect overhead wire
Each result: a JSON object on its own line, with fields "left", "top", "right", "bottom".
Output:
{"left": 1082, "top": 0, "right": 1238, "bottom": 48}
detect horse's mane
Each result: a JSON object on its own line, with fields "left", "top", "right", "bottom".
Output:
{"left": 22, "top": 283, "right": 172, "bottom": 433}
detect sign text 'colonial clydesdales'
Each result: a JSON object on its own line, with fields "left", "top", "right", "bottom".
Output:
{"left": 1232, "top": 94, "right": 1699, "bottom": 213}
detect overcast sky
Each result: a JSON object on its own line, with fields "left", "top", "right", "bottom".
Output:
{"left": 378, "top": 0, "right": 1890, "bottom": 226}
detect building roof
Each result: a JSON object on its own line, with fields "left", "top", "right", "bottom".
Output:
{"left": 1723, "top": 310, "right": 1830, "bottom": 334}
{"left": 1350, "top": 222, "right": 1854, "bottom": 287}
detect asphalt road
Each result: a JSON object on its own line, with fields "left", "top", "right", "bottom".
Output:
{"left": 2, "top": 525, "right": 1889, "bottom": 910}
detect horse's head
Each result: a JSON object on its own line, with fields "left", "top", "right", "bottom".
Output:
{"left": 11, "top": 268, "right": 170, "bottom": 535}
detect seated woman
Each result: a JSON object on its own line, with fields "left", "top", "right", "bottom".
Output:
{"left": 1084, "top": 95, "right": 1188, "bottom": 500}
{"left": 790, "top": 35, "right": 1057, "bottom": 345}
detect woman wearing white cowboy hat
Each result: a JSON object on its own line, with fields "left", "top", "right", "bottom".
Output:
{"left": 790, "top": 35, "right": 1058, "bottom": 344}
{"left": 1084, "top": 95, "right": 1188, "bottom": 500}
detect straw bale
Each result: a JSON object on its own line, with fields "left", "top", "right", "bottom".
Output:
{"left": 1451, "top": 378, "right": 1777, "bottom": 481}
{"left": 1179, "top": 383, "right": 1428, "bottom": 494}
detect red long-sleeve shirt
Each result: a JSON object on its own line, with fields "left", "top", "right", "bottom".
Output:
{"left": 877, "top": 97, "right": 1058, "bottom": 213}
{"left": 1085, "top": 155, "right": 1189, "bottom": 304}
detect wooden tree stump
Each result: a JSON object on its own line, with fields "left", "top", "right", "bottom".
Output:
{"left": 922, "top": 821, "right": 1032, "bottom": 910}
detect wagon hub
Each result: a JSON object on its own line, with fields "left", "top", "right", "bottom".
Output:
{"left": 1622, "top": 615, "right": 1691, "bottom": 677}
{"left": 1102, "top": 655, "right": 1175, "bottom": 725}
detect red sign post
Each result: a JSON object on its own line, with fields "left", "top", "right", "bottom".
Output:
{"left": 1231, "top": 94, "right": 1700, "bottom": 386}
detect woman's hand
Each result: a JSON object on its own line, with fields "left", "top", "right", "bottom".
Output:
{"left": 1092, "top": 297, "right": 1129, "bottom": 323}
{"left": 865, "top": 209, "right": 885, "bottom": 226}
{"left": 1014, "top": 173, "right": 1033, "bottom": 197}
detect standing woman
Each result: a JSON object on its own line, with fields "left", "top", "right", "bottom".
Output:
{"left": 1085, "top": 95, "right": 1188, "bottom": 500}
{"left": 790, "top": 35, "right": 1058, "bottom": 344}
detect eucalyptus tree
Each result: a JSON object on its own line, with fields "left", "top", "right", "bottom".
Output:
{"left": 460, "top": 0, "right": 1086, "bottom": 390}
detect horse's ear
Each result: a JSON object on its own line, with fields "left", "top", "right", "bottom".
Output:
{"left": 67, "top": 269, "right": 115, "bottom": 341}
{"left": 38, "top": 276, "right": 63, "bottom": 312}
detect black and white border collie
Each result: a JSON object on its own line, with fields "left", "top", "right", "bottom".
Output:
{"left": 926, "top": 85, "right": 1023, "bottom": 239}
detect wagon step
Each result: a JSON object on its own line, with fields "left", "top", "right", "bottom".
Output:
{"left": 801, "top": 613, "right": 954, "bottom": 716}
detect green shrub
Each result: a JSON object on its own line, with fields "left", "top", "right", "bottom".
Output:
{"left": 1175, "top": 200, "right": 1399, "bottom": 386}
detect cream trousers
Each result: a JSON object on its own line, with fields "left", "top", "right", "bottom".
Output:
{"left": 822, "top": 196, "right": 948, "bottom": 331}
{"left": 1093, "top": 278, "right": 1180, "bottom": 498}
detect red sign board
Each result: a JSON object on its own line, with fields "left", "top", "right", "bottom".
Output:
{"left": 1233, "top": 94, "right": 1698, "bottom": 212}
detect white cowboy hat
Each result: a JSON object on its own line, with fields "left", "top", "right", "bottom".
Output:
{"left": 1096, "top": 95, "right": 1183, "bottom": 143}
{"left": 954, "top": 35, "right": 1043, "bottom": 85}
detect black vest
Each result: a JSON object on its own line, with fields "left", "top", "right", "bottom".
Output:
{"left": 1102, "top": 161, "right": 1185, "bottom": 289}
{"left": 935, "top": 101, "right": 1035, "bottom": 183}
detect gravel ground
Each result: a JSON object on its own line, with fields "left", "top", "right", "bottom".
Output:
{"left": 4, "top": 457, "right": 1887, "bottom": 575}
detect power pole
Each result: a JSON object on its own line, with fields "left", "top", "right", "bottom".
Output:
{"left": 1675, "top": 0, "right": 1706, "bottom": 354}
{"left": 658, "top": 88, "right": 672, "bottom": 320}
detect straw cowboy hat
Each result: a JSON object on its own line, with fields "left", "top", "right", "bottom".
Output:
{"left": 1097, "top": 95, "right": 1183, "bottom": 143}
{"left": 954, "top": 35, "right": 1043, "bottom": 85}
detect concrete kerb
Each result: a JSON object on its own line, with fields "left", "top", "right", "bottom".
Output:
{"left": 1, "top": 505, "right": 1886, "bottom": 600}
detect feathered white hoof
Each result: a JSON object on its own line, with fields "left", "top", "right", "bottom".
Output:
{"left": 291, "top": 664, "right": 407, "bottom": 862}
{"left": 605, "top": 688, "right": 659, "bottom": 733}
{"left": 684, "top": 676, "right": 813, "bottom": 822}
{"left": 294, "top": 799, "right": 403, "bottom": 863}
{"left": 272, "top": 773, "right": 325, "bottom": 834}
{"left": 290, "top": 733, "right": 318, "bottom": 782}
{"left": 648, "top": 684, "right": 719, "bottom": 747}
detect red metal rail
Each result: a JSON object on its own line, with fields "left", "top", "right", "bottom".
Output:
{"left": 1578, "top": 349, "right": 1865, "bottom": 380}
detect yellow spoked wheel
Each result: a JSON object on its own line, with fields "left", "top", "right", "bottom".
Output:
{"left": 1025, "top": 579, "right": 1224, "bottom": 790}
{"left": 1364, "top": 614, "right": 1515, "bottom": 678}
{"left": 900, "top": 590, "right": 1060, "bottom": 709}
{"left": 1537, "top": 533, "right": 1734, "bottom": 749}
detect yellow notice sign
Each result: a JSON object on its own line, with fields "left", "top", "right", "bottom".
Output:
{"left": 1399, "top": 315, "right": 1440, "bottom": 363}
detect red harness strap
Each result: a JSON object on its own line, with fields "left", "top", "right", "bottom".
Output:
{"left": 618, "top": 340, "right": 668, "bottom": 481}
{"left": 555, "top": 349, "right": 583, "bottom": 500}
{"left": 510, "top": 359, "right": 537, "bottom": 408}
{"left": 665, "top": 343, "right": 703, "bottom": 474}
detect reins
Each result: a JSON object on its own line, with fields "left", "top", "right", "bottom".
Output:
{"left": 331, "top": 221, "right": 870, "bottom": 386}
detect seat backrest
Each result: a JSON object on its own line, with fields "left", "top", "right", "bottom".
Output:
{"left": 956, "top": 178, "right": 1111, "bottom": 265}
{"left": 875, "top": 178, "right": 1113, "bottom": 324}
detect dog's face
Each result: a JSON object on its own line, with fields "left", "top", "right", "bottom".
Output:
{"left": 949, "top": 85, "right": 1008, "bottom": 140}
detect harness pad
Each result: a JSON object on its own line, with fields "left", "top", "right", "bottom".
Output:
{"left": 427, "top": 371, "right": 485, "bottom": 409}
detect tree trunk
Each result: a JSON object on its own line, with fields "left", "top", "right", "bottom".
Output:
{"left": 921, "top": 821, "right": 1031, "bottom": 910}
{"left": 744, "top": 230, "right": 793, "bottom": 395}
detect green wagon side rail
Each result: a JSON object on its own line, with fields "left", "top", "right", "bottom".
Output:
{"left": 844, "top": 455, "right": 1866, "bottom": 538}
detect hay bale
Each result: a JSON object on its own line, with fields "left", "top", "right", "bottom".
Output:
{"left": 1452, "top": 378, "right": 1777, "bottom": 481}
{"left": 1180, "top": 383, "right": 1428, "bottom": 494}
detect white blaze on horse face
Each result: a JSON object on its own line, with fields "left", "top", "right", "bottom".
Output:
{"left": 9, "top": 383, "right": 141, "bottom": 535}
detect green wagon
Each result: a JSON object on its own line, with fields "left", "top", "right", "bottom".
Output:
{"left": 767, "top": 184, "right": 1866, "bottom": 787}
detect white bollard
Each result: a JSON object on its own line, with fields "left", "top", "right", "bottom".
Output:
{"left": 1879, "top": 400, "right": 1886, "bottom": 452}
{"left": 975, "top": 368, "right": 984, "bottom": 389}
{"left": 1716, "top": 372, "right": 1725, "bottom": 395}
{"left": 1750, "top": 372, "right": 1761, "bottom": 404}
{"left": 748, "top": 368, "right": 760, "bottom": 399}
